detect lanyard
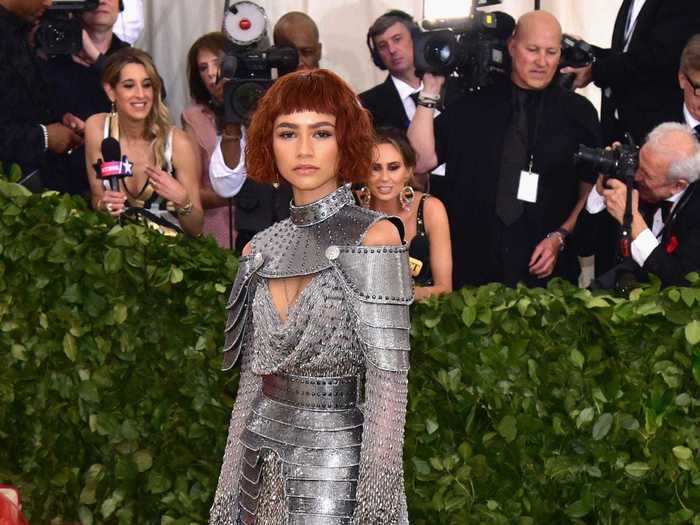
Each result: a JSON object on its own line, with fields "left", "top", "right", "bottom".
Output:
{"left": 524, "top": 89, "right": 547, "bottom": 173}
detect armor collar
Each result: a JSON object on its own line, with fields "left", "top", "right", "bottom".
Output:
{"left": 289, "top": 184, "right": 355, "bottom": 227}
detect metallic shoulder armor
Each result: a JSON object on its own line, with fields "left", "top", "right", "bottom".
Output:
{"left": 222, "top": 251, "right": 264, "bottom": 370}
{"left": 326, "top": 243, "right": 414, "bottom": 372}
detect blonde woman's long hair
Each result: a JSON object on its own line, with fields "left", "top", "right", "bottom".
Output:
{"left": 101, "top": 48, "right": 171, "bottom": 168}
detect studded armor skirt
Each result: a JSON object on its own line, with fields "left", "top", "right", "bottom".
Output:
{"left": 237, "top": 373, "right": 362, "bottom": 524}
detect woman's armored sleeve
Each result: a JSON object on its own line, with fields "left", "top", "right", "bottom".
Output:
{"left": 327, "top": 245, "right": 413, "bottom": 524}
{"left": 209, "top": 254, "right": 263, "bottom": 522}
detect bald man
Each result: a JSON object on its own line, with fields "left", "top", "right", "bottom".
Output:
{"left": 273, "top": 11, "right": 321, "bottom": 70}
{"left": 407, "top": 11, "right": 602, "bottom": 289}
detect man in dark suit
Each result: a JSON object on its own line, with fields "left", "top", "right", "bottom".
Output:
{"left": 408, "top": 11, "right": 601, "bottom": 289}
{"left": 359, "top": 10, "right": 421, "bottom": 131}
{"left": 579, "top": 33, "right": 700, "bottom": 278}
{"left": 561, "top": 0, "right": 700, "bottom": 145}
{"left": 586, "top": 122, "right": 700, "bottom": 287}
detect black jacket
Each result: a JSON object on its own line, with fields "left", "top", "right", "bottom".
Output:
{"left": 0, "top": 6, "right": 57, "bottom": 173}
{"left": 593, "top": 0, "right": 700, "bottom": 144}
{"left": 359, "top": 75, "right": 461, "bottom": 131}
{"left": 432, "top": 78, "right": 601, "bottom": 289}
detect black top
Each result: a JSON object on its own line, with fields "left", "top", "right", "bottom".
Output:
{"left": 0, "top": 6, "right": 57, "bottom": 172}
{"left": 593, "top": 0, "right": 700, "bottom": 144}
{"left": 408, "top": 194, "right": 432, "bottom": 286}
{"left": 40, "top": 34, "right": 130, "bottom": 195}
{"left": 432, "top": 77, "right": 601, "bottom": 289}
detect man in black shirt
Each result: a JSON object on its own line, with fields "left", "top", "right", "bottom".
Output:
{"left": 41, "top": 0, "right": 129, "bottom": 195}
{"left": 0, "top": 0, "right": 82, "bottom": 175}
{"left": 408, "top": 11, "right": 601, "bottom": 289}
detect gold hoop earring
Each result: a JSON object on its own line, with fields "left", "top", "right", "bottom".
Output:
{"left": 358, "top": 185, "right": 371, "bottom": 207}
{"left": 399, "top": 185, "right": 415, "bottom": 210}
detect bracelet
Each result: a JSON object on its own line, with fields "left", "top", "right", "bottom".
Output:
{"left": 418, "top": 91, "right": 441, "bottom": 103}
{"left": 546, "top": 228, "right": 569, "bottom": 252}
{"left": 39, "top": 124, "right": 48, "bottom": 152}
{"left": 174, "top": 199, "right": 193, "bottom": 216}
{"left": 416, "top": 99, "right": 438, "bottom": 109}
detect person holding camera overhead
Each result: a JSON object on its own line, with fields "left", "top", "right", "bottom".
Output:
{"left": 208, "top": 10, "right": 322, "bottom": 253}
{"left": 408, "top": 10, "right": 601, "bottom": 290}
{"left": 84, "top": 48, "right": 203, "bottom": 236}
{"left": 0, "top": 0, "right": 82, "bottom": 178}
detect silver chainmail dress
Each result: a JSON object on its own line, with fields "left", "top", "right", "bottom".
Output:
{"left": 209, "top": 184, "right": 413, "bottom": 525}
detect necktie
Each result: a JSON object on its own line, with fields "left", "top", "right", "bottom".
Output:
{"left": 496, "top": 89, "right": 528, "bottom": 226}
{"left": 640, "top": 200, "right": 672, "bottom": 228}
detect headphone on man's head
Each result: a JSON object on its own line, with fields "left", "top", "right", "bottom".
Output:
{"left": 366, "top": 9, "right": 419, "bottom": 70}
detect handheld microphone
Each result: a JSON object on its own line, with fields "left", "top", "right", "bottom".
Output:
{"left": 95, "top": 137, "right": 132, "bottom": 191}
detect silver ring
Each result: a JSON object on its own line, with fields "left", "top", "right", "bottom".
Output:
{"left": 106, "top": 202, "right": 114, "bottom": 212}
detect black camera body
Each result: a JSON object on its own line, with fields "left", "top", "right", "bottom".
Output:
{"left": 412, "top": 0, "right": 515, "bottom": 92}
{"left": 574, "top": 135, "right": 639, "bottom": 185}
{"left": 219, "top": 1, "right": 297, "bottom": 125}
{"left": 558, "top": 34, "right": 599, "bottom": 90}
{"left": 36, "top": 0, "right": 98, "bottom": 56}
{"left": 220, "top": 46, "right": 297, "bottom": 125}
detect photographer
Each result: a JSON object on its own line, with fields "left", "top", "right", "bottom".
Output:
{"left": 408, "top": 10, "right": 601, "bottom": 290}
{"left": 561, "top": 0, "right": 700, "bottom": 145}
{"left": 0, "top": 0, "right": 82, "bottom": 176}
{"left": 208, "top": 11, "right": 321, "bottom": 252}
{"left": 40, "top": 0, "right": 129, "bottom": 195}
{"left": 584, "top": 123, "right": 700, "bottom": 287}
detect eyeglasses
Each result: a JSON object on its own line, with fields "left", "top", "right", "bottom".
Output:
{"left": 684, "top": 73, "right": 700, "bottom": 97}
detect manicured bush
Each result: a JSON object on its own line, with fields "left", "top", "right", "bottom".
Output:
{"left": 1, "top": 181, "right": 700, "bottom": 524}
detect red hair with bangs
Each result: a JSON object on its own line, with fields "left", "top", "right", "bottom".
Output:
{"left": 245, "top": 69, "right": 373, "bottom": 185}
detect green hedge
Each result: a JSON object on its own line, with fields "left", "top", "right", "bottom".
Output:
{"left": 1, "top": 181, "right": 700, "bottom": 524}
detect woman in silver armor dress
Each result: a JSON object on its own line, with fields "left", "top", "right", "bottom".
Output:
{"left": 209, "top": 69, "right": 414, "bottom": 524}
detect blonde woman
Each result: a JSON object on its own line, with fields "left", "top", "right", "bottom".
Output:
{"left": 85, "top": 48, "right": 203, "bottom": 236}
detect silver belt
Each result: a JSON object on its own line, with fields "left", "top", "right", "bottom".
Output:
{"left": 261, "top": 373, "right": 359, "bottom": 410}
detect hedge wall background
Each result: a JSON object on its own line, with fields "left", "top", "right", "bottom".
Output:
{"left": 1, "top": 181, "right": 700, "bottom": 524}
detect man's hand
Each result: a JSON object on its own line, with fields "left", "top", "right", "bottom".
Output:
{"left": 602, "top": 178, "right": 638, "bottom": 224}
{"left": 62, "top": 112, "right": 86, "bottom": 136}
{"left": 559, "top": 64, "right": 593, "bottom": 89}
{"left": 421, "top": 72, "right": 445, "bottom": 96}
{"left": 528, "top": 236, "right": 561, "bottom": 279}
{"left": 72, "top": 30, "right": 100, "bottom": 67}
{"left": 46, "top": 123, "right": 83, "bottom": 154}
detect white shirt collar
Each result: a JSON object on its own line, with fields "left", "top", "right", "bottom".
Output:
{"left": 391, "top": 75, "right": 423, "bottom": 102}
{"left": 684, "top": 103, "right": 700, "bottom": 129}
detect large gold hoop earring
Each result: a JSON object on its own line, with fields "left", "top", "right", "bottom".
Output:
{"left": 400, "top": 184, "right": 415, "bottom": 210}
{"left": 358, "top": 185, "right": 371, "bottom": 207}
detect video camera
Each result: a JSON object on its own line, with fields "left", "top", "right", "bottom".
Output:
{"left": 36, "top": 0, "right": 98, "bottom": 56}
{"left": 574, "top": 133, "right": 639, "bottom": 185}
{"left": 219, "top": 1, "right": 298, "bottom": 125}
{"left": 412, "top": 0, "right": 515, "bottom": 92}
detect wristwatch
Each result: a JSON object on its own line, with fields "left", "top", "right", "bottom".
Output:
{"left": 174, "top": 199, "right": 193, "bottom": 216}
{"left": 546, "top": 227, "right": 570, "bottom": 252}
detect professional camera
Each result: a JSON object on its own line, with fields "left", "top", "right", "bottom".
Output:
{"left": 219, "top": 1, "right": 298, "bottom": 124}
{"left": 36, "top": 0, "right": 98, "bottom": 56}
{"left": 574, "top": 134, "right": 639, "bottom": 184}
{"left": 558, "top": 34, "right": 598, "bottom": 90}
{"left": 412, "top": 0, "right": 515, "bottom": 92}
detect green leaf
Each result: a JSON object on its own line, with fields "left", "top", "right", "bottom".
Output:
{"left": 686, "top": 320, "right": 700, "bottom": 345}
{"left": 133, "top": 449, "right": 153, "bottom": 472}
{"left": 565, "top": 498, "right": 592, "bottom": 518}
{"left": 673, "top": 446, "right": 693, "bottom": 460}
{"left": 170, "top": 266, "right": 184, "bottom": 284}
{"left": 570, "top": 349, "right": 585, "bottom": 369}
{"left": 624, "top": 461, "right": 651, "bottom": 478}
{"left": 576, "top": 407, "right": 595, "bottom": 428}
{"left": 425, "top": 418, "right": 439, "bottom": 435}
{"left": 592, "top": 413, "right": 613, "bottom": 441}
{"left": 496, "top": 415, "right": 517, "bottom": 443}
{"left": 104, "top": 248, "right": 123, "bottom": 273}
{"left": 461, "top": 305, "right": 476, "bottom": 327}
{"left": 63, "top": 333, "right": 78, "bottom": 362}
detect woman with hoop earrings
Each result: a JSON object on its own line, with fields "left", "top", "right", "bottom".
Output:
{"left": 358, "top": 127, "right": 453, "bottom": 300}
